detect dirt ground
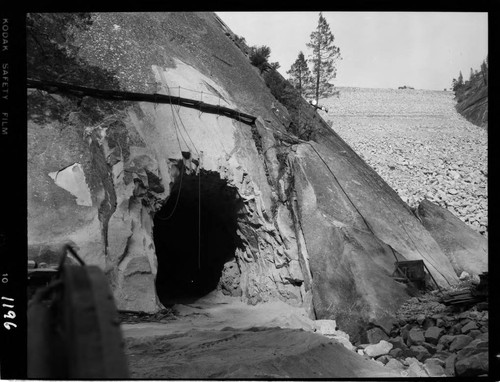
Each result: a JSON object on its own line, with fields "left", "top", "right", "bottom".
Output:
{"left": 122, "top": 291, "right": 398, "bottom": 378}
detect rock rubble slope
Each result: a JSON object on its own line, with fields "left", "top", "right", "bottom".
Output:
{"left": 322, "top": 88, "right": 488, "bottom": 236}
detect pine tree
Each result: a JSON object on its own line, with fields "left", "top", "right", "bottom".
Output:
{"left": 286, "top": 51, "right": 312, "bottom": 96}
{"left": 480, "top": 58, "right": 488, "bottom": 85}
{"left": 469, "top": 67, "right": 474, "bottom": 81}
{"left": 306, "top": 12, "right": 341, "bottom": 104}
{"left": 249, "top": 45, "right": 272, "bottom": 73}
{"left": 452, "top": 71, "right": 465, "bottom": 92}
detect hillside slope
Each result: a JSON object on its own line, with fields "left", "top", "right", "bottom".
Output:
{"left": 454, "top": 75, "right": 488, "bottom": 128}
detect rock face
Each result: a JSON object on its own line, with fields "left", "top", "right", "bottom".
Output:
{"left": 27, "top": 12, "right": 459, "bottom": 336}
{"left": 416, "top": 199, "right": 487, "bottom": 276}
{"left": 291, "top": 141, "right": 457, "bottom": 337}
{"left": 454, "top": 73, "right": 488, "bottom": 128}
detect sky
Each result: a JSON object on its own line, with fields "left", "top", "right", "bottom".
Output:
{"left": 216, "top": 12, "right": 488, "bottom": 91}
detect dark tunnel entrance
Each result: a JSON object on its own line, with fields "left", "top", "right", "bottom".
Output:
{"left": 153, "top": 165, "right": 246, "bottom": 306}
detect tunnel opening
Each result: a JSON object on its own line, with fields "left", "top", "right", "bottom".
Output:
{"left": 153, "top": 162, "right": 246, "bottom": 306}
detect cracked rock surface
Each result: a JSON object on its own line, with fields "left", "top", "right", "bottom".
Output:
{"left": 322, "top": 88, "right": 487, "bottom": 236}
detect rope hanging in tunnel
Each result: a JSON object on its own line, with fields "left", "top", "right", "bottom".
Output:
{"left": 171, "top": 91, "right": 202, "bottom": 271}
{"left": 155, "top": 92, "right": 185, "bottom": 221}
{"left": 198, "top": 165, "right": 201, "bottom": 270}
{"left": 155, "top": 83, "right": 203, "bottom": 270}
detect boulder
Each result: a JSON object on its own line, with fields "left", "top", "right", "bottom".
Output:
{"left": 388, "top": 336, "right": 408, "bottom": 350}
{"left": 434, "top": 350, "right": 452, "bottom": 362}
{"left": 424, "top": 357, "right": 445, "bottom": 367}
{"left": 449, "top": 335, "right": 474, "bottom": 352}
{"left": 375, "top": 355, "right": 391, "bottom": 365}
{"left": 400, "top": 324, "right": 413, "bottom": 343}
{"left": 407, "top": 360, "right": 428, "bottom": 377}
{"left": 459, "top": 318, "right": 472, "bottom": 326}
{"left": 364, "top": 340, "right": 393, "bottom": 358}
{"left": 455, "top": 352, "right": 489, "bottom": 376}
{"left": 450, "top": 323, "right": 463, "bottom": 335}
{"left": 403, "top": 356, "right": 419, "bottom": 367}
{"left": 416, "top": 199, "right": 488, "bottom": 276}
{"left": 424, "top": 358, "right": 447, "bottom": 377}
{"left": 407, "top": 328, "right": 425, "bottom": 346}
{"left": 445, "top": 353, "right": 457, "bottom": 376}
{"left": 400, "top": 347, "right": 418, "bottom": 358}
{"left": 416, "top": 314, "right": 426, "bottom": 325}
{"left": 476, "top": 332, "right": 488, "bottom": 342}
{"left": 468, "top": 329, "right": 482, "bottom": 339}
{"left": 371, "top": 316, "right": 396, "bottom": 336}
{"left": 409, "top": 345, "right": 431, "bottom": 362}
{"left": 367, "top": 327, "right": 389, "bottom": 344}
{"left": 438, "top": 334, "right": 455, "bottom": 349}
{"left": 422, "top": 317, "right": 436, "bottom": 330}
{"left": 420, "top": 341, "right": 437, "bottom": 355}
{"left": 456, "top": 338, "right": 488, "bottom": 361}
{"left": 385, "top": 358, "right": 405, "bottom": 372}
{"left": 461, "top": 321, "right": 478, "bottom": 334}
{"left": 424, "top": 326, "right": 443, "bottom": 345}
{"left": 389, "top": 348, "right": 403, "bottom": 358}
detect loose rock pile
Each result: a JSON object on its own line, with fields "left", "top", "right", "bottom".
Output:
{"left": 348, "top": 288, "right": 489, "bottom": 377}
{"left": 322, "top": 88, "right": 488, "bottom": 236}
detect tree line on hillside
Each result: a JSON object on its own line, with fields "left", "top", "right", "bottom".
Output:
{"left": 229, "top": 13, "right": 341, "bottom": 141}
{"left": 451, "top": 56, "right": 488, "bottom": 93}
{"left": 239, "top": 12, "right": 341, "bottom": 105}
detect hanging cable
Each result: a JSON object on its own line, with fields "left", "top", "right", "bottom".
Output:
{"left": 312, "top": 127, "right": 453, "bottom": 285}
{"left": 198, "top": 165, "right": 201, "bottom": 270}
{"left": 173, "top": 101, "right": 200, "bottom": 157}
{"left": 156, "top": 86, "right": 186, "bottom": 221}
{"left": 168, "top": 85, "right": 202, "bottom": 269}
{"left": 271, "top": 120, "right": 451, "bottom": 284}
{"left": 155, "top": 160, "right": 184, "bottom": 221}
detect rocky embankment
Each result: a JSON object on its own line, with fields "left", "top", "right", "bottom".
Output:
{"left": 349, "top": 288, "right": 489, "bottom": 377}
{"left": 322, "top": 88, "right": 488, "bottom": 236}
{"left": 455, "top": 73, "right": 488, "bottom": 128}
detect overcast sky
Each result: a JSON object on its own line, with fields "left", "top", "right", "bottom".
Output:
{"left": 216, "top": 12, "right": 488, "bottom": 91}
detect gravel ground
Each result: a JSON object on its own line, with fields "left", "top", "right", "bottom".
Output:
{"left": 320, "top": 87, "right": 488, "bottom": 236}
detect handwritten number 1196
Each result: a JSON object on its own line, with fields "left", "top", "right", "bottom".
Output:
{"left": 2, "top": 296, "right": 17, "bottom": 329}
